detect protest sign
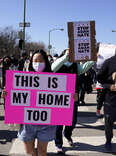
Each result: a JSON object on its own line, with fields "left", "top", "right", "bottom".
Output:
{"left": 97, "top": 43, "right": 116, "bottom": 69}
{"left": 68, "top": 21, "right": 96, "bottom": 62}
{"left": 5, "top": 70, "right": 76, "bottom": 125}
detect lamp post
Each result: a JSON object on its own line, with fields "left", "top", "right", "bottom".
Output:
{"left": 48, "top": 28, "right": 64, "bottom": 55}
{"left": 19, "top": 0, "right": 30, "bottom": 52}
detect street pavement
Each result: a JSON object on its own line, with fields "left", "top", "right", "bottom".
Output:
{"left": 0, "top": 90, "right": 116, "bottom": 156}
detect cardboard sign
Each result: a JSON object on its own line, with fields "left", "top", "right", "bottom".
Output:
{"left": 68, "top": 21, "right": 96, "bottom": 62}
{"left": 97, "top": 43, "right": 116, "bottom": 69}
{"left": 5, "top": 70, "right": 76, "bottom": 125}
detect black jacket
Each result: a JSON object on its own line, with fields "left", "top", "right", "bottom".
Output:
{"left": 97, "top": 55, "right": 116, "bottom": 108}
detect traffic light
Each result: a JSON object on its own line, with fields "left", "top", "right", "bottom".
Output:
{"left": 19, "top": 39, "right": 24, "bottom": 49}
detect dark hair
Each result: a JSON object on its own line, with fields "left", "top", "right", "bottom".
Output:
{"left": 53, "top": 53, "right": 58, "bottom": 57}
{"left": 28, "top": 49, "right": 51, "bottom": 72}
{"left": 3, "top": 55, "right": 12, "bottom": 66}
{"left": 2, "top": 56, "right": 12, "bottom": 87}
{"left": 3, "top": 55, "right": 12, "bottom": 61}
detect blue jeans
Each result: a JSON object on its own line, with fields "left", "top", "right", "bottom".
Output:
{"left": 18, "top": 125, "right": 56, "bottom": 142}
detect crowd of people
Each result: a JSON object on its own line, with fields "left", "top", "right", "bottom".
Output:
{"left": 0, "top": 46, "right": 116, "bottom": 155}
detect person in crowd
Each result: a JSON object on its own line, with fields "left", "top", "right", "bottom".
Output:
{"left": 1, "top": 56, "right": 13, "bottom": 89}
{"left": 96, "top": 58, "right": 106, "bottom": 117}
{"left": 0, "top": 56, "right": 13, "bottom": 108}
{"left": 84, "top": 68, "right": 93, "bottom": 94}
{"left": 17, "top": 49, "right": 57, "bottom": 156}
{"left": 97, "top": 54, "right": 116, "bottom": 152}
{"left": 0, "top": 58, "right": 3, "bottom": 101}
{"left": 51, "top": 48, "right": 95, "bottom": 154}
{"left": 23, "top": 51, "right": 33, "bottom": 71}
{"left": 47, "top": 54, "right": 54, "bottom": 64}
{"left": 2, "top": 49, "right": 78, "bottom": 156}
{"left": 18, "top": 52, "right": 28, "bottom": 71}
{"left": 78, "top": 73, "right": 86, "bottom": 105}
{"left": 96, "top": 81, "right": 105, "bottom": 117}
{"left": 11, "top": 55, "right": 19, "bottom": 70}
{"left": 1, "top": 49, "right": 78, "bottom": 156}
{"left": 96, "top": 46, "right": 106, "bottom": 117}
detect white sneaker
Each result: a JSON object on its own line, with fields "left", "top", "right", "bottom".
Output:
{"left": 56, "top": 147, "right": 65, "bottom": 154}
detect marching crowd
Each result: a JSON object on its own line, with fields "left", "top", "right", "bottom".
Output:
{"left": 0, "top": 46, "right": 116, "bottom": 155}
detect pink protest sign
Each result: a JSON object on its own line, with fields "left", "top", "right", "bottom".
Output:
{"left": 5, "top": 70, "right": 76, "bottom": 125}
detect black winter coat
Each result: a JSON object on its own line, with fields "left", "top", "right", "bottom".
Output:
{"left": 97, "top": 55, "right": 116, "bottom": 119}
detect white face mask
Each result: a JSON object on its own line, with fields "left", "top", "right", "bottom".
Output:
{"left": 32, "top": 62, "right": 45, "bottom": 72}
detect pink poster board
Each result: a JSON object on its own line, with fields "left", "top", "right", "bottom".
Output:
{"left": 5, "top": 70, "right": 76, "bottom": 125}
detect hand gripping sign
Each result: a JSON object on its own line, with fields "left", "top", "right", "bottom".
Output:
{"left": 5, "top": 70, "right": 76, "bottom": 125}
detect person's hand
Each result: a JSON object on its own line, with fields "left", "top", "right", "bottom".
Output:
{"left": 112, "top": 72, "right": 116, "bottom": 82}
{"left": 1, "top": 88, "right": 7, "bottom": 98}
{"left": 110, "top": 85, "right": 116, "bottom": 92}
{"left": 73, "top": 93, "right": 78, "bottom": 101}
{"left": 65, "top": 48, "right": 70, "bottom": 56}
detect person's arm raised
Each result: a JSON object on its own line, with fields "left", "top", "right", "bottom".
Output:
{"left": 51, "top": 49, "right": 69, "bottom": 72}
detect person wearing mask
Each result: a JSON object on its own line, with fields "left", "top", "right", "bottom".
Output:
{"left": 17, "top": 50, "right": 56, "bottom": 156}
{"left": 97, "top": 54, "right": 116, "bottom": 152}
{"left": 1, "top": 56, "right": 12, "bottom": 88}
{"left": 51, "top": 49, "right": 95, "bottom": 154}
{"left": 1, "top": 49, "right": 78, "bottom": 156}
{"left": 1, "top": 56, "right": 13, "bottom": 108}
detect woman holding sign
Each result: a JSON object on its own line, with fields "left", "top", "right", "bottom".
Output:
{"left": 17, "top": 49, "right": 56, "bottom": 156}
